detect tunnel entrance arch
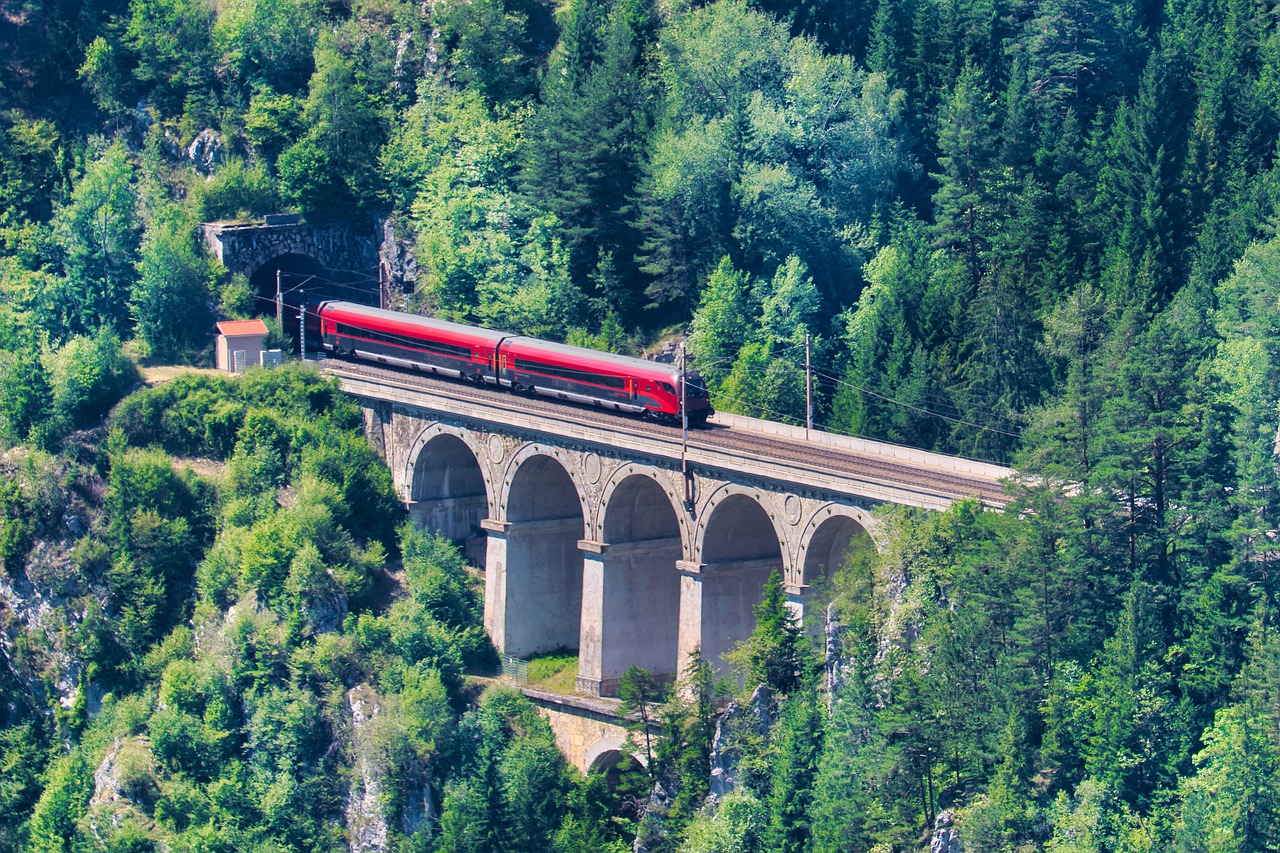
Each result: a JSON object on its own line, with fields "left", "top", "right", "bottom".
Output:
{"left": 250, "top": 253, "right": 325, "bottom": 312}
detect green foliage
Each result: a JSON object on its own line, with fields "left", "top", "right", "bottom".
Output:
{"left": 279, "top": 31, "right": 387, "bottom": 218}
{"left": 0, "top": 347, "right": 52, "bottom": 447}
{"left": 124, "top": 0, "right": 217, "bottom": 120}
{"left": 192, "top": 160, "right": 283, "bottom": 223}
{"left": 727, "top": 570, "right": 817, "bottom": 696}
{"left": 436, "top": 688, "right": 574, "bottom": 852}
{"left": 0, "top": 458, "right": 58, "bottom": 574}
{"left": 11, "top": 0, "right": 1280, "bottom": 847}
{"left": 679, "top": 790, "right": 767, "bottom": 853}
{"left": 0, "top": 722, "right": 47, "bottom": 850}
{"left": 51, "top": 141, "right": 141, "bottom": 338}
{"left": 213, "top": 0, "right": 319, "bottom": 98}
{"left": 131, "top": 217, "right": 216, "bottom": 362}
{"left": 434, "top": 0, "right": 554, "bottom": 105}
{"left": 27, "top": 753, "right": 92, "bottom": 853}
{"left": 43, "top": 329, "right": 139, "bottom": 435}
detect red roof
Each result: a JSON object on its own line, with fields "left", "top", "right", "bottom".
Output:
{"left": 216, "top": 319, "right": 269, "bottom": 337}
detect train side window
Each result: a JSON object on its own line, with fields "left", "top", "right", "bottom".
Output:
{"left": 661, "top": 382, "right": 676, "bottom": 395}
{"left": 335, "top": 322, "right": 470, "bottom": 358}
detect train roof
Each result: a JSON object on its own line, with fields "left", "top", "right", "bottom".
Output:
{"left": 318, "top": 301, "right": 511, "bottom": 345}
{"left": 502, "top": 335, "right": 681, "bottom": 380}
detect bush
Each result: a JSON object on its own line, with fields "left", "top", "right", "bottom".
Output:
{"left": 44, "top": 329, "right": 139, "bottom": 434}
{"left": 0, "top": 347, "right": 51, "bottom": 446}
{"left": 192, "top": 161, "right": 282, "bottom": 222}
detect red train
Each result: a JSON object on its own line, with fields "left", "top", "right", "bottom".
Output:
{"left": 307, "top": 301, "right": 713, "bottom": 425}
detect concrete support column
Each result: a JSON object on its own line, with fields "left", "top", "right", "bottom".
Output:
{"left": 677, "top": 561, "right": 707, "bottom": 677}
{"left": 407, "top": 495, "right": 488, "bottom": 542}
{"left": 576, "top": 538, "right": 682, "bottom": 697}
{"left": 483, "top": 519, "right": 511, "bottom": 652}
{"left": 483, "top": 517, "right": 584, "bottom": 658}
{"left": 785, "top": 582, "right": 813, "bottom": 628}
{"left": 677, "top": 558, "right": 779, "bottom": 679}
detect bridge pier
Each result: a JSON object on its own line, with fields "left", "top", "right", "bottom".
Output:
{"left": 576, "top": 538, "right": 682, "bottom": 697}
{"left": 482, "top": 518, "right": 584, "bottom": 657}
{"left": 678, "top": 558, "right": 778, "bottom": 680}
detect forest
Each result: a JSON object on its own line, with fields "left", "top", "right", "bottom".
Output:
{"left": 4, "top": 0, "right": 1280, "bottom": 849}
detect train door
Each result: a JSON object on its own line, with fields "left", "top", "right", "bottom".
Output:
{"left": 499, "top": 350, "right": 513, "bottom": 387}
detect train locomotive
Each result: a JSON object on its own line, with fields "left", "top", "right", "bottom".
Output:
{"left": 307, "top": 301, "right": 714, "bottom": 425}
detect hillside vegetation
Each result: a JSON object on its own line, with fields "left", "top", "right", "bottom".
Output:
{"left": 4, "top": 0, "right": 1280, "bottom": 850}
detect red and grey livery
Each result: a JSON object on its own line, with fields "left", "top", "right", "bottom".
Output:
{"left": 308, "top": 301, "right": 713, "bottom": 425}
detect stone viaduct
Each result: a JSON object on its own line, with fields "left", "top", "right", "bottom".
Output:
{"left": 326, "top": 363, "right": 1012, "bottom": 703}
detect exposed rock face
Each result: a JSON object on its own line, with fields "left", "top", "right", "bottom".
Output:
{"left": 91, "top": 736, "right": 158, "bottom": 811}
{"left": 86, "top": 736, "right": 160, "bottom": 844}
{"left": 826, "top": 602, "right": 845, "bottom": 700}
{"left": 709, "top": 684, "right": 773, "bottom": 800}
{"left": 345, "top": 685, "right": 436, "bottom": 851}
{"left": 347, "top": 686, "right": 389, "bottom": 853}
{"left": 297, "top": 571, "right": 348, "bottom": 637}
{"left": 930, "top": 810, "right": 961, "bottom": 853}
{"left": 632, "top": 777, "right": 674, "bottom": 853}
{"left": 378, "top": 219, "right": 418, "bottom": 299}
{"left": 187, "top": 129, "right": 225, "bottom": 175}
{"left": 0, "top": 560, "right": 86, "bottom": 713}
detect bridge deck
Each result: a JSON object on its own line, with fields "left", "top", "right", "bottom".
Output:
{"left": 323, "top": 362, "right": 1013, "bottom": 510}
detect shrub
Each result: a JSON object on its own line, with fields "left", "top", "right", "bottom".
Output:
{"left": 44, "top": 329, "right": 139, "bottom": 433}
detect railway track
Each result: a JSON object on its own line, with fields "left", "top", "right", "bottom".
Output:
{"left": 321, "top": 359, "right": 1011, "bottom": 506}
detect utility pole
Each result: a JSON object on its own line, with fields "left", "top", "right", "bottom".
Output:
{"left": 299, "top": 300, "right": 306, "bottom": 360}
{"left": 805, "top": 331, "right": 813, "bottom": 439}
{"left": 276, "top": 269, "right": 283, "bottom": 326}
{"left": 680, "top": 341, "right": 694, "bottom": 513}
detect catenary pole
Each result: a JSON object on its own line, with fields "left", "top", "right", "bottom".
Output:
{"left": 806, "top": 331, "right": 812, "bottom": 439}
{"left": 680, "top": 341, "right": 694, "bottom": 512}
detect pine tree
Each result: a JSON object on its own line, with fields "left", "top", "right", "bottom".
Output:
{"left": 764, "top": 691, "right": 825, "bottom": 853}
{"left": 931, "top": 61, "right": 998, "bottom": 293}
{"left": 728, "top": 570, "right": 817, "bottom": 696}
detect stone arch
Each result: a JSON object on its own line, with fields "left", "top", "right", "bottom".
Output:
{"left": 499, "top": 444, "right": 589, "bottom": 523}
{"left": 585, "top": 735, "right": 645, "bottom": 771}
{"left": 493, "top": 448, "right": 586, "bottom": 657}
{"left": 403, "top": 425, "right": 493, "bottom": 542}
{"left": 689, "top": 486, "right": 786, "bottom": 675}
{"left": 598, "top": 464, "right": 688, "bottom": 547}
{"left": 695, "top": 485, "right": 786, "bottom": 567}
{"left": 582, "top": 471, "right": 685, "bottom": 694}
{"left": 796, "top": 503, "right": 879, "bottom": 589}
{"left": 585, "top": 736, "right": 644, "bottom": 789}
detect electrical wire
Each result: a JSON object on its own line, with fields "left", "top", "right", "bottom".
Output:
{"left": 814, "top": 369, "right": 1023, "bottom": 438}
{"left": 693, "top": 344, "right": 1024, "bottom": 440}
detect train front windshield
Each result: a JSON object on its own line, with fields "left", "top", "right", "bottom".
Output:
{"left": 685, "top": 372, "right": 709, "bottom": 400}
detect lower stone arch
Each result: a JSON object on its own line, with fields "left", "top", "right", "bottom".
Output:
{"left": 584, "top": 736, "right": 644, "bottom": 790}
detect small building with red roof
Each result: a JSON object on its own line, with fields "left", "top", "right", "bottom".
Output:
{"left": 215, "top": 319, "right": 270, "bottom": 373}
